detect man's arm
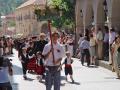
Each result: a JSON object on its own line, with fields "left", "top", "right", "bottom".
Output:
{"left": 43, "top": 49, "right": 51, "bottom": 60}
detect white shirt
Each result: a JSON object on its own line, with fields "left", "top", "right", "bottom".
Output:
{"left": 96, "top": 31, "right": 103, "bottom": 41}
{"left": 66, "top": 57, "right": 71, "bottom": 65}
{"left": 42, "top": 42, "right": 65, "bottom": 66}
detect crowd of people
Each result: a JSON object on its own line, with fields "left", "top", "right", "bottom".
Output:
{"left": 1, "top": 31, "right": 74, "bottom": 90}
{"left": 0, "top": 26, "right": 120, "bottom": 90}
{"left": 0, "top": 36, "right": 14, "bottom": 56}
{"left": 77, "top": 26, "right": 120, "bottom": 78}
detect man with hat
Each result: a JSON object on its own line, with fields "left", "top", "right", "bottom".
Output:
{"left": 35, "top": 33, "right": 48, "bottom": 54}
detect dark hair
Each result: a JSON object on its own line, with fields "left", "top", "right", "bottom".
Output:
{"left": 104, "top": 26, "right": 109, "bottom": 32}
{"left": 98, "top": 28, "right": 101, "bottom": 31}
{"left": 90, "top": 34, "right": 93, "bottom": 37}
{"left": 110, "top": 28, "right": 115, "bottom": 32}
{"left": 79, "top": 34, "right": 83, "bottom": 37}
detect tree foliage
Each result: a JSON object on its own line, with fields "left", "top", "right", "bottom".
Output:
{"left": 51, "top": 0, "right": 76, "bottom": 29}
{"left": 34, "top": 0, "right": 76, "bottom": 29}
{"left": 0, "top": 0, "right": 25, "bottom": 15}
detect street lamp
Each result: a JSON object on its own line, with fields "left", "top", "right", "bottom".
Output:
{"left": 80, "top": 9, "right": 83, "bottom": 18}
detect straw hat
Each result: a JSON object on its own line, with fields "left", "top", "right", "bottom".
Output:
{"left": 40, "top": 33, "right": 46, "bottom": 37}
{"left": 22, "top": 47, "right": 27, "bottom": 50}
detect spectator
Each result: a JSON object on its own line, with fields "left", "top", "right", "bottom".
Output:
{"left": 96, "top": 28, "right": 103, "bottom": 59}
{"left": 103, "top": 26, "right": 109, "bottom": 60}
{"left": 90, "top": 34, "right": 96, "bottom": 65}
{"left": 80, "top": 36, "right": 90, "bottom": 66}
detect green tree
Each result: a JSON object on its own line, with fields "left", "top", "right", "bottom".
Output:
{"left": 51, "top": 0, "right": 76, "bottom": 29}
{"left": 0, "top": 0, "right": 25, "bottom": 15}
{"left": 34, "top": 0, "right": 76, "bottom": 29}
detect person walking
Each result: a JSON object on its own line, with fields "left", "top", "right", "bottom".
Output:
{"left": 19, "top": 47, "right": 29, "bottom": 80}
{"left": 62, "top": 51, "right": 74, "bottom": 83}
{"left": 42, "top": 31, "right": 64, "bottom": 90}
{"left": 80, "top": 36, "right": 90, "bottom": 66}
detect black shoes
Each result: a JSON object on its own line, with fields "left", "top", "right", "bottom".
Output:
{"left": 23, "top": 76, "right": 27, "bottom": 80}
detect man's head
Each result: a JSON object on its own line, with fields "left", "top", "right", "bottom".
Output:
{"left": 66, "top": 51, "right": 71, "bottom": 57}
{"left": 52, "top": 31, "right": 59, "bottom": 43}
{"left": 40, "top": 33, "right": 46, "bottom": 40}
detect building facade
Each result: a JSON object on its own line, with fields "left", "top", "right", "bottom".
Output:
{"left": 15, "top": 0, "right": 47, "bottom": 37}
{"left": 76, "top": 0, "right": 120, "bottom": 59}
{"left": 1, "top": 13, "right": 15, "bottom": 36}
{"left": 76, "top": 0, "right": 120, "bottom": 33}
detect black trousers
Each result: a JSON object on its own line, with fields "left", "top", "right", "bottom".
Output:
{"left": 103, "top": 42, "right": 109, "bottom": 59}
{"left": 81, "top": 49, "right": 90, "bottom": 66}
{"left": 21, "top": 62, "right": 27, "bottom": 75}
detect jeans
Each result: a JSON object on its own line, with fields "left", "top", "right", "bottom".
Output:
{"left": 45, "top": 66, "right": 60, "bottom": 90}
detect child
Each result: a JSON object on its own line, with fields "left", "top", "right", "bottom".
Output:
{"left": 36, "top": 51, "right": 45, "bottom": 82}
{"left": 19, "top": 47, "right": 29, "bottom": 80}
{"left": 62, "top": 51, "right": 74, "bottom": 83}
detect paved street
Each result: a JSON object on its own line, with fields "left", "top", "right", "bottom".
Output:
{"left": 8, "top": 49, "right": 120, "bottom": 90}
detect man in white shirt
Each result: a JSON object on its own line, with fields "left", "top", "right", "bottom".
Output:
{"left": 42, "top": 31, "right": 64, "bottom": 90}
{"left": 96, "top": 28, "right": 103, "bottom": 59}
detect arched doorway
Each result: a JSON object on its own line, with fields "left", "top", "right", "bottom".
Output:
{"left": 83, "top": 1, "right": 94, "bottom": 33}
{"left": 96, "top": 0, "right": 105, "bottom": 30}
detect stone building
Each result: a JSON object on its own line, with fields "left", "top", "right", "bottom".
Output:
{"left": 75, "top": 0, "right": 120, "bottom": 59}
{"left": 76, "top": 0, "right": 120, "bottom": 33}
{"left": 1, "top": 13, "right": 15, "bottom": 36}
{"left": 15, "top": 0, "right": 47, "bottom": 37}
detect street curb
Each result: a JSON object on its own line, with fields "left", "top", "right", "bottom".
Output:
{"left": 72, "top": 58, "right": 113, "bottom": 71}
{"left": 96, "top": 60, "right": 112, "bottom": 71}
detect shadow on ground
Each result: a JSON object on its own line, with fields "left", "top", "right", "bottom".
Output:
{"left": 13, "top": 65, "right": 22, "bottom": 75}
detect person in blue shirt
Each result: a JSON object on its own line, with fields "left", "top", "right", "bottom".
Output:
{"left": 80, "top": 36, "right": 90, "bottom": 66}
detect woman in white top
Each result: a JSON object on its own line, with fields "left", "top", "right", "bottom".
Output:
{"left": 90, "top": 34, "right": 96, "bottom": 65}
{"left": 111, "top": 36, "right": 120, "bottom": 78}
